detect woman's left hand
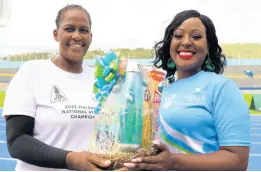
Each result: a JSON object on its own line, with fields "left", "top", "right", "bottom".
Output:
{"left": 123, "top": 140, "right": 175, "bottom": 171}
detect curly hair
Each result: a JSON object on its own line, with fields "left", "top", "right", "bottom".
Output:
{"left": 153, "top": 10, "right": 226, "bottom": 81}
{"left": 55, "top": 4, "right": 92, "bottom": 29}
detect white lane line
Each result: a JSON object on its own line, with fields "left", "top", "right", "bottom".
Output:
{"left": 250, "top": 154, "right": 261, "bottom": 157}
{"left": 251, "top": 124, "right": 261, "bottom": 127}
{"left": 251, "top": 128, "right": 261, "bottom": 130}
{"left": 251, "top": 120, "right": 261, "bottom": 123}
{"left": 0, "top": 157, "right": 15, "bottom": 161}
{"left": 0, "top": 140, "right": 6, "bottom": 143}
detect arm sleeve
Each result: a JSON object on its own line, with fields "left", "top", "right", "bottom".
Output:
{"left": 213, "top": 79, "right": 250, "bottom": 146}
{"left": 2, "top": 62, "right": 36, "bottom": 118}
{"left": 6, "top": 115, "right": 70, "bottom": 169}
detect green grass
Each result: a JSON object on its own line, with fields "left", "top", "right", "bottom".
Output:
{"left": 7, "top": 43, "right": 261, "bottom": 60}
{"left": 243, "top": 94, "right": 261, "bottom": 114}
{"left": 250, "top": 109, "right": 261, "bottom": 114}
{"left": 0, "top": 92, "right": 5, "bottom": 108}
{"left": 222, "top": 43, "right": 261, "bottom": 58}
{"left": 243, "top": 94, "right": 252, "bottom": 107}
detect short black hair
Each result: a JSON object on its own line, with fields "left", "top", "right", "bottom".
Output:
{"left": 154, "top": 10, "right": 226, "bottom": 81}
{"left": 55, "top": 4, "right": 92, "bottom": 29}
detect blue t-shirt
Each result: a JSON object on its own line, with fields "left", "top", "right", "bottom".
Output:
{"left": 159, "top": 71, "right": 250, "bottom": 154}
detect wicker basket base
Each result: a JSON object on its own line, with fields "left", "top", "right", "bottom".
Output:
{"left": 95, "top": 146, "right": 158, "bottom": 170}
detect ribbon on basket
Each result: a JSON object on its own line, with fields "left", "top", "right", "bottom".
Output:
{"left": 93, "top": 51, "right": 126, "bottom": 114}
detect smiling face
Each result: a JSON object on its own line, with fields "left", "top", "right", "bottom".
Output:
{"left": 170, "top": 17, "right": 208, "bottom": 76}
{"left": 53, "top": 9, "right": 92, "bottom": 63}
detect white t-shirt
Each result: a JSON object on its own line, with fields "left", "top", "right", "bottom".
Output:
{"left": 2, "top": 59, "right": 98, "bottom": 171}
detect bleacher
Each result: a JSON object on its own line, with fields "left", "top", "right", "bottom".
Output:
{"left": 223, "top": 65, "right": 261, "bottom": 88}
{"left": 0, "top": 60, "right": 260, "bottom": 90}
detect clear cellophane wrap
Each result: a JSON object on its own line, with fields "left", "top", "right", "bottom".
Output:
{"left": 88, "top": 59, "right": 166, "bottom": 170}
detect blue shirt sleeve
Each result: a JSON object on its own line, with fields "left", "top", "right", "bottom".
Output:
{"left": 213, "top": 79, "right": 250, "bottom": 146}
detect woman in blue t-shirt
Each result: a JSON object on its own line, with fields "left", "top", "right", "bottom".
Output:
{"left": 124, "top": 9, "right": 250, "bottom": 171}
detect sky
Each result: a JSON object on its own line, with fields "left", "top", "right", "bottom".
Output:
{"left": 0, "top": 0, "right": 261, "bottom": 55}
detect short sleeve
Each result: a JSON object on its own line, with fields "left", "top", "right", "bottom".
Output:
{"left": 2, "top": 62, "right": 36, "bottom": 118}
{"left": 213, "top": 79, "right": 250, "bottom": 146}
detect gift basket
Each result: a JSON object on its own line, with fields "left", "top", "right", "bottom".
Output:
{"left": 88, "top": 51, "right": 166, "bottom": 170}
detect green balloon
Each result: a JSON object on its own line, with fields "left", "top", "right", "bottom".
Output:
{"left": 94, "top": 64, "right": 104, "bottom": 78}
{"left": 105, "top": 72, "right": 115, "bottom": 83}
{"left": 93, "top": 83, "right": 99, "bottom": 93}
{"left": 109, "top": 60, "right": 118, "bottom": 73}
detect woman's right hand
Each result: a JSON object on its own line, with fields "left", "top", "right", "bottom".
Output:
{"left": 66, "top": 151, "right": 111, "bottom": 171}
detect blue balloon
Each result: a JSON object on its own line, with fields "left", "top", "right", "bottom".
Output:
{"left": 101, "top": 55, "right": 110, "bottom": 66}
{"left": 103, "top": 92, "right": 108, "bottom": 97}
{"left": 102, "top": 84, "right": 110, "bottom": 91}
{"left": 94, "top": 107, "right": 100, "bottom": 114}
{"left": 98, "top": 96, "right": 104, "bottom": 102}
{"left": 96, "top": 78, "right": 107, "bottom": 88}
{"left": 95, "top": 92, "right": 102, "bottom": 99}
{"left": 107, "top": 52, "right": 117, "bottom": 61}
{"left": 111, "top": 78, "right": 117, "bottom": 85}
{"left": 103, "top": 67, "right": 111, "bottom": 77}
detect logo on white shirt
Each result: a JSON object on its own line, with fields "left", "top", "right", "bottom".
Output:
{"left": 50, "top": 85, "right": 68, "bottom": 103}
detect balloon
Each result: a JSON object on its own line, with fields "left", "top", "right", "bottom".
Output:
{"left": 96, "top": 78, "right": 107, "bottom": 88}
{"left": 94, "top": 63, "right": 104, "bottom": 78}
{"left": 109, "top": 59, "right": 119, "bottom": 72}
{"left": 105, "top": 73, "right": 116, "bottom": 83}
{"left": 93, "top": 83, "right": 99, "bottom": 94}
{"left": 103, "top": 67, "right": 111, "bottom": 77}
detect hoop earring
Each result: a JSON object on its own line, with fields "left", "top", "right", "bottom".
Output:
{"left": 205, "top": 55, "right": 215, "bottom": 72}
{"left": 167, "top": 58, "right": 175, "bottom": 69}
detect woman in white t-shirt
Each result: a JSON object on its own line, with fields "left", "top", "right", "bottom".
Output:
{"left": 3, "top": 4, "right": 118, "bottom": 171}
